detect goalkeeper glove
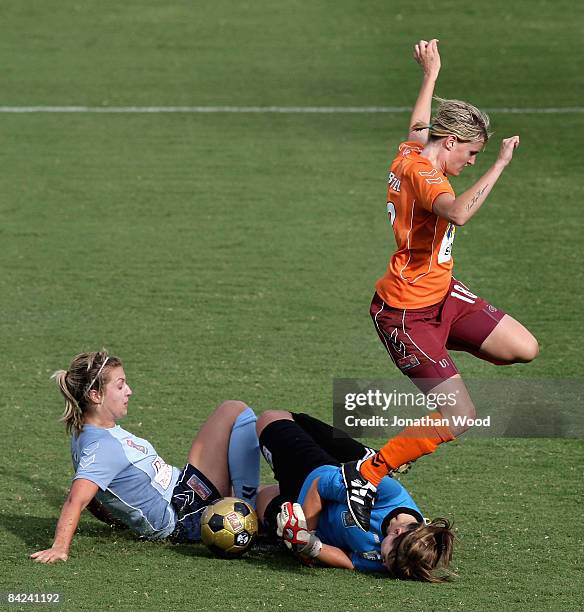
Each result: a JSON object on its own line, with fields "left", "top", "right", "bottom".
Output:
{"left": 276, "top": 502, "right": 322, "bottom": 559}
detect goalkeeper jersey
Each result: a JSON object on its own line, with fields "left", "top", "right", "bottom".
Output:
{"left": 298, "top": 465, "right": 423, "bottom": 572}
{"left": 71, "top": 424, "right": 181, "bottom": 539}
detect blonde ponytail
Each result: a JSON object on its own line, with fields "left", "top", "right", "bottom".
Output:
{"left": 53, "top": 369, "right": 84, "bottom": 434}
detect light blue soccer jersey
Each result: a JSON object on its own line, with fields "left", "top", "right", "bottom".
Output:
{"left": 71, "top": 425, "right": 181, "bottom": 540}
{"left": 298, "top": 465, "right": 423, "bottom": 572}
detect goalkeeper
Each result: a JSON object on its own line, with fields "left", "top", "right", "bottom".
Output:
{"left": 256, "top": 410, "right": 454, "bottom": 582}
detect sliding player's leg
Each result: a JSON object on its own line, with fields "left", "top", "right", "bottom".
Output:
{"left": 291, "top": 412, "right": 376, "bottom": 463}
{"left": 256, "top": 410, "right": 340, "bottom": 538}
{"left": 186, "top": 400, "right": 260, "bottom": 502}
{"left": 171, "top": 400, "right": 260, "bottom": 542}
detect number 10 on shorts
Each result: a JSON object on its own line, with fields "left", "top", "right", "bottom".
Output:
{"left": 450, "top": 284, "right": 477, "bottom": 304}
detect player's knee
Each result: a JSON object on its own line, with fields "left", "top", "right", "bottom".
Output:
{"left": 215, "top": 400, "right": 249, "bottom": 418}
{"left": 514, "top": 335, "right": 539, "bottom": 363}
{"left": 522, "top": 336, "right": 539, "bottom": 362}
{"left": 256, "top": 410, "right": 292, "bottom": 436}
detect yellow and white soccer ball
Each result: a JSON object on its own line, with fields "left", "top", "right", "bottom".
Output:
{"left": 201, "top": 497, "right": 258, "bottom": 558}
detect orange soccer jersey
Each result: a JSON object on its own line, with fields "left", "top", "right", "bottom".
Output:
{"left": 376, "top": 141, "right": 457, "bottom": 309}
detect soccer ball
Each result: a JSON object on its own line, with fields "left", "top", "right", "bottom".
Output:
{"left": 201, "top": 497, "right": 258, "bottom": 558}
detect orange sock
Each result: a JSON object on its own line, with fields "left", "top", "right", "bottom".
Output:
{"left": 360, "top": 412, "right": 455, "bottom": 486}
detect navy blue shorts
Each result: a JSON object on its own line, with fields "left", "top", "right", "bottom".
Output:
{"left": 169, "top": 464, "right": 221, "bottom": 543}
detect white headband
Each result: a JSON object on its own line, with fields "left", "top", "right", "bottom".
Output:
{"left": 86, "top": 357, "right": 109, "bottom": 394}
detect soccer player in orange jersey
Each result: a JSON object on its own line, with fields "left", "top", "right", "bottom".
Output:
{"left": 343, "top": 39, "right": 539, "bottom": 531}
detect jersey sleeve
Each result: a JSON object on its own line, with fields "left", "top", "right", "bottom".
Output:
{"left": 375, "top": 476, "right": 410, "bottom": 504}
{"left": 315, "top": 466, "right": 348, "bottom": 504}
{"left": 409, "top": 163, "right": 455, "bottom": 213}
{"left": 73, "top": 436, "right": 129, "bottom": 491}
{"left": 351, "top": 552, "right": 385, "bottom": 573}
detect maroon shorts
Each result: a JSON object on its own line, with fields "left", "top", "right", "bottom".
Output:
{"left": 370, "top": 278, "right": 505, "bottom": 389}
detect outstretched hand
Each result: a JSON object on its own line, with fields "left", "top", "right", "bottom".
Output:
{"left": 30, "top": 547, "right": 68, "bottom": 564}
{"left": 413, "top": 38, "right": 441, "bottom": 79}
{"left": 497, "top": 136, "right": 520, "bottom": 166}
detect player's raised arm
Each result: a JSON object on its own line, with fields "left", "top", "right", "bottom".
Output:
{"left": 433, "top": 135, "right": 520, "bottom": 225}
{"left": 407, "top": 38, "right": 441, "bottom": 144}
{"left": 30, "top": 478, "right": 98, "bottom": 563}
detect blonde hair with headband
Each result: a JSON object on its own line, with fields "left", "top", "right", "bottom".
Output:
{"left": 53, "top": 350, "right": 122, "bottom": 434}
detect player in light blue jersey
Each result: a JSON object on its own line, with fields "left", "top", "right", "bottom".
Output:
{"left": 256, "top": 411, "right": 454, "bottom": 583}
{"left": 31, "top": 350, "right": 260, "bottom": 564}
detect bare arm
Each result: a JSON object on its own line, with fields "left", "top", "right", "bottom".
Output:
{"left": 302, "top": 478, "right": 323, "bottom": 531}
{"left": 316, "top": 544, "right": 355, "bottom": 569}
{"left": 433, "top": 136, "right": 520, "bottom": 225}
{"left": 30, "top": 478, "right": 99, "bottom": 563}
{"left": 407, "top": 39, "right": 441, "bottom": 144}
{"left": 300, "top": 478, "right": 355, "bottom": 570}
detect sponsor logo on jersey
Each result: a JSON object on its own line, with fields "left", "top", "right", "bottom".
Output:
{"left": 438, "top": 223, "right": 456, "bottom": 264}
{"left": 361, "top": 550, "right": 382, "bottom": 562}
{"left": 342, "top": 511, "right": 357, "bottom": 528}
{"left": 152, "top": 456, "right": 173, "bottom": 489}
{"left": 126, "top": 439, "right": 147, "bottom": 454}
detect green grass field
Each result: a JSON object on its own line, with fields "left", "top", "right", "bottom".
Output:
{"left": 1, "top": 1, "right": 583, "bottom": 610}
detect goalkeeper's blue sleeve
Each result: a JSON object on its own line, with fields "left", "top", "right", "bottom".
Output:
{"left": 315, "top": 466, "right": 347, "bottom": 503}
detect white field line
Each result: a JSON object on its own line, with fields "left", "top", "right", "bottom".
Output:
{"left": 0, "top": 106, "right": 582, "bottom": 114}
